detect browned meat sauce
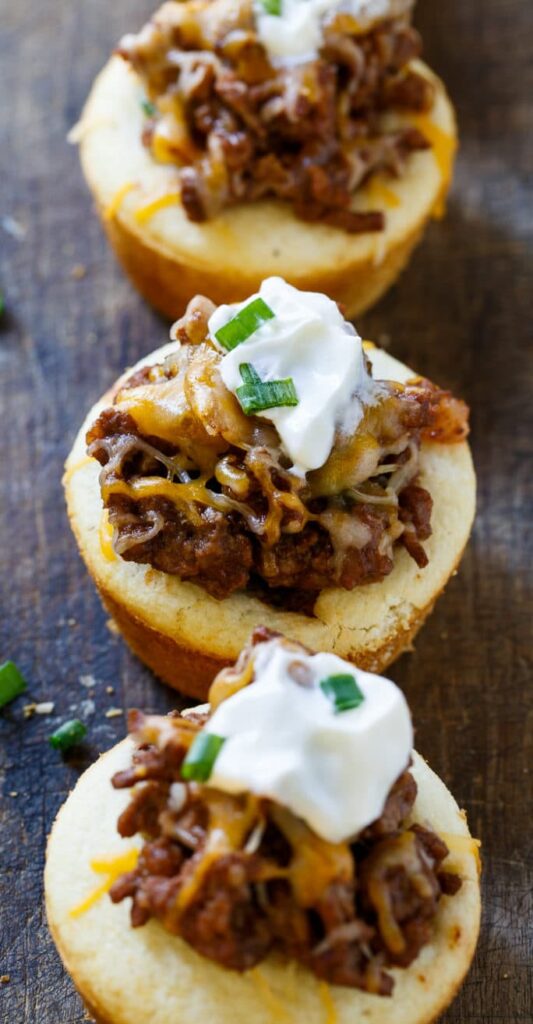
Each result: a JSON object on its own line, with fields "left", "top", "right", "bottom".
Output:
{"left": 118, "top": 0, "right": 434, "bottom": 229}
{"left": 109, "top": 629, "right": 461, "bottom": 993}
{"left": 87, "top": 297, "right": 469, "bottom": 606}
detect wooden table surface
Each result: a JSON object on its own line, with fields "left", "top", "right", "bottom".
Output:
{"left": 1, "top": 0, "right": 532, "bottom": 1019}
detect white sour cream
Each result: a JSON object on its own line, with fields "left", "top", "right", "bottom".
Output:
{"left": 254, "top": 0, "right": 413, "bottom": 67}
{"left": 208, "top": 277, "right": 382, "bottom": 476}
{"left": 208, "top": 639, "right": 413, "bottom": 843}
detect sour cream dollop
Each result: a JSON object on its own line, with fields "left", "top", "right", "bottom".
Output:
{"left": 208, "top": 277, "right": 382, "bottom": 477}
{"left": 254, "top": 0, "right": 413, "bottom": 67}
{"left": 208, "top": 639, "right": 413, "bottom": 844}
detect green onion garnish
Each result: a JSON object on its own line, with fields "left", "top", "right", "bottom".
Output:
{"left": 0, "top": 661, "right": 27, "bottom": 707}
{"left": 181, "top": 732, "right": 225, "bottom": 782}
{"left": 239, "top": 362, "right": 262, "bottom": 385}
{"left": 49, "top": 719, "right": 87, "bottom": 752}
{"left": 141, "top": 99, "right": 156, "bottom": 117}
{"left": 261, "top": 0, "right": 282, "bottom": 13}
{"left": 320, "top": 674, "right": 365, "bottom": 713}
{"left": 215, "top": 298, "right": 275, "bottom": 351}
{"left": 236, "top": 363, "right": 298, "bottom": 415}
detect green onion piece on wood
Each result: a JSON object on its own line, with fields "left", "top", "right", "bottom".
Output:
{"left": 141, "top": 99, "right": 156, "bottom": 117}
{"left": 236, "top": 365, "right": 298, "bottom": 415}
{"left": 0, "top": 661, "right": 27, "bottom": 707}
{"left": 320, "top": 674, "right": 365, "bottom": 713}
{"left": 215, "top": 298, "right": 275, "bottom": 351}
{"left": 49, "top": 719, "right": 87, "bottom": 752}
{"left": 261, "top": 0, "right": 282, "bottom": 13}
{"left": 181, "top": 732, "right": 225, "bottom": 782}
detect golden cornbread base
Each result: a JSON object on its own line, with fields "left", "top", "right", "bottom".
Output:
{"left": 64, "top": 343, "right": 475, "bottom": 699}
{"left": 45, "top": 742, "right": 481, "bottom": 1024}
{"left": 77, "top": 56, "right": 456, "bottom": 320}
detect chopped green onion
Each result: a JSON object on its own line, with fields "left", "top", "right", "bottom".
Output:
{"left": 0, "top": 661, "right": 27, "bottom": 707}
{"left": 181, "top": 732, "right": 225, "bottom": 782}
{"left": 236, "top": 365, "right": 298, "bottom": 415}
{"left": 215, "top": 298, "right": 275, "bottom": 351}
{"left": 261, "top": 0, "right": 282, "bottom": 13}
{"left": 320, "top": 674, "right": 365, "bottom": 713}
{"left": 49, "top": 719, "right": 87, "bottom": 752}
{"left": 239, "top": 362, "right": 262, "bottom": 386}
{"left": 141, "top": 98, "right": 156, "bottom": 117}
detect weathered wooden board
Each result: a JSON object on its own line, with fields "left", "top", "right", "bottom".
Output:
{"left": 0, "top": 0, "right": 531, "bottom": 1019}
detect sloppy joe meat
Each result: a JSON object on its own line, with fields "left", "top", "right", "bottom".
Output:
{"left": 87, "top": 298, "right": 469, "bottom": 606}
{"left": 109, "top": 633, "right": 461, "bottom": 993}
{"left": 118, "top": 0, "right": 435, "bottom": 230}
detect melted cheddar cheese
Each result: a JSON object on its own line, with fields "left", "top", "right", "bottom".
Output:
{"left": 412, "top": 115, "right": 456, "bottom": 218}
{"left": 69, "top": 848, "right": 139, "bottom": 918}
{"left": 102, "top": 477, "right": 216, "bottom": 526}
{"left": 103, "top": 181, "right": 136, "bottom": 221}
{"left": 176, "top": 792, "right": 260, "bottom": 910}
{"left": 364, "top": 176, "right": 401, "bottom": 209}
{"left": 99, "top": 510, "right": 116, "bottom": 561}
{"left": 317, "top": 980, "right": 337, "bottom": 1024}
{"left": 248, "top": 969, "right": 293, "bottom": 1020}
{"left": 441, "top": 832, "right": 482, "bottom": 873}
{"left": 269, "top": 807, "right": 353, "bottom": 906}
{"left": 134, "top": 192, "right": 181, "bottom": 224}
{"left": 63, "top": 455, "right": 93, "bottom": 484}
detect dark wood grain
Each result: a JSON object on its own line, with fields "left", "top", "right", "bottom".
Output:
{"left": 0, "top": 0, "right": 532, "bottom": 1019}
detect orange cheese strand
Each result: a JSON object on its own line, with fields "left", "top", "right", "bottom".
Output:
{"left": 102, "top": 477, "right": 218, "bottom": 527}
{"left": 441, "top": 833, "right": 482, "bottom": 873}
{"left": 103, "top": 181, "right": 136, "bottom": 221}
{"left": 412, "top": 115, "right": 456, "bottom": 219}
{"left": 69, "top": 848, "right": 139, "bottom": 918}
{"left": 317, "top": 981, "right": 337, "bottom": 1024}
{"left": 177, "top": 793, "right": 260, "bottom": 912}
{"left": 364, "top": 176, "right": 401, "bottom": 210}
{"left": 134, "top": 192, "right": 181, "bottom": 224}
{"left": 151, "top": 133, "right": 180, "bottom": 165}
{"left": 248, "top": 969, "right": 292, "bottom": 1021}
{"left": 175, "top": 834, "right": 228, "bottom": 913}
{"left": 99, "top": 510, "right": 116, "bottom": 562}
{"left": 62, "top": 454, "right": 93, "bottom": 484}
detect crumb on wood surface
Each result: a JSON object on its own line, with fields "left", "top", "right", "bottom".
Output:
{"left": 70, "top": 263, "right": 87, "bottom": 280}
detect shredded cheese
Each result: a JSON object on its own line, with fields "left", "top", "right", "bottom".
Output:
{"left": 99, "top": 510, "right": 116, "bottom": 562}
{"left": 209, "top": 652, "right": 256, "bottom": 711}
{"left": 134, "top": 192, "right": 181, "bottom": 224}
{"left": 364, "top": 176, "right": 400, "bottom": 209}
{"left": 103, "top": 181, "right": 136, "bottom": 221}
{"left": 102, "top": 477, "right": 212, "bottom": 527}
{"left": 317, "top": 980, "right": 337, "bottom": 1024}
{"left": 249, "top": 969, "right": 292, "bottom": 1021}
{"left": 176, "top": 793, "right": 260, "bottom": 910}
{"left": 175, "top": 836, "right": 227, "bottom": 912}
{"left": 62, "top": 455, "right": 93, "bottom": 484}
{"left": 151, "top": 134, "right": 178, "bottom": 165}
{"left": 441, "top": 832, "right": 482, "bottom": 873}
{"left": 69, "top": 848, "right": 139, "bottom": 918}
{"left": 411, "top": 115, "right": 456, "bottom": 219}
